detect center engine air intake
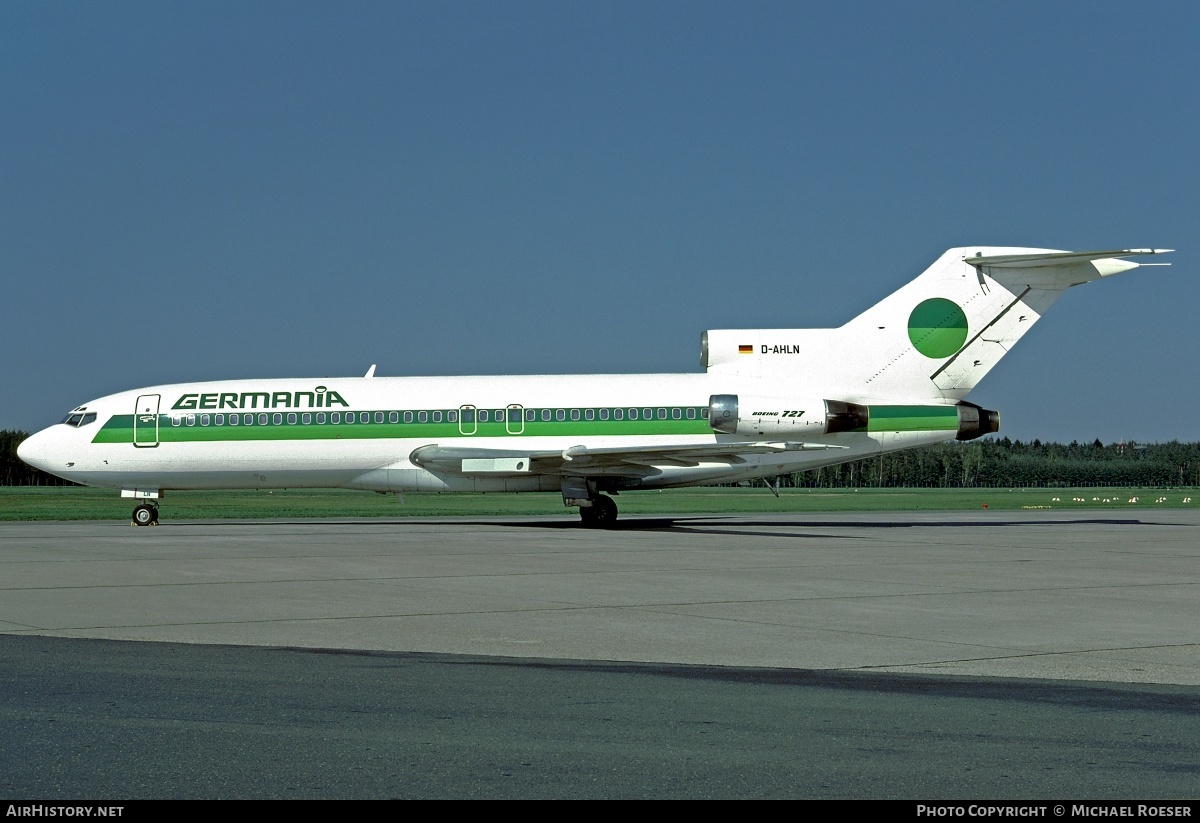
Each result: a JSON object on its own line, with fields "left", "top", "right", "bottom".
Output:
{"left": 708, "top": 395, "right": 999, "bottom": 440}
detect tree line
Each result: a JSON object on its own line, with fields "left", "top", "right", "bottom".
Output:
{"left": 2, "top": 428, "right": 1197, "bottom": 488}
{"left": 784, "top": 438, "right": 1200, "bottom": 488}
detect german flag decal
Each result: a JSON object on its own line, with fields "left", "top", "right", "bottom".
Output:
{"left": 738, "top": 344, "right": 753, "bottom": 354}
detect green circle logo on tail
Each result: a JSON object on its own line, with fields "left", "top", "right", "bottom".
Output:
{"left": 908, "top": 298, "right": 968, "bottom": 358}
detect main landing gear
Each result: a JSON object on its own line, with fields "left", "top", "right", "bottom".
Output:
{"left": 561, "top": 477, "right": 619, "bottom": 528}
{"left": 578, "top": 494, "right": 618, "bottom": 528}
{"left": 131, "top": 504, "right": 159, "bottom": 526}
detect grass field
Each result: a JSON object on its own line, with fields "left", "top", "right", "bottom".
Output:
{"left": 1, "top": 485, "right": 1196, "bottom": 521}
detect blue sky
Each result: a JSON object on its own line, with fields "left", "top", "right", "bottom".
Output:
{"left": 3, "top": 1, "right": 1197, "bottom": 443}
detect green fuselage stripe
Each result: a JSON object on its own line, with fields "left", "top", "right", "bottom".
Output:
{"left": 94, "top": 411, "right": 714, "bottom": 443}
{"left": 93, "top": 403, "right": 962, "bottom": 443}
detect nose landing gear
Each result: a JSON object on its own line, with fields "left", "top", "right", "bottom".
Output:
{"left": 131, "top": 504, "right": 159, "bottom": 526}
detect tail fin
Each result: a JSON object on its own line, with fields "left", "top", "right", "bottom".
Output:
{"left": 702, "top": 247, "right": 1171, "bottom": 402}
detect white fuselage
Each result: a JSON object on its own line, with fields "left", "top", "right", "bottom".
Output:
{"left": 18, "top": 372, "right": 953, "bottom": 495}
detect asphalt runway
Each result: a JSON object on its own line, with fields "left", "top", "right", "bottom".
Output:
{"left": 2, "top": 510, "right": 1198, "bottom": 798}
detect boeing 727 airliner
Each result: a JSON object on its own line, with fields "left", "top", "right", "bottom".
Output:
{"left": 18, "top": 246, "right": 1171, "bottom": 526}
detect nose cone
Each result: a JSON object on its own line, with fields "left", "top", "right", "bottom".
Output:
{"left": 16, "top": 428, "right": 55, "bottom": 473}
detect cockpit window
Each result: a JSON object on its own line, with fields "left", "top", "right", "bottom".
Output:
{"left": 59, "top": 412, "right": 98, "bottom": 428}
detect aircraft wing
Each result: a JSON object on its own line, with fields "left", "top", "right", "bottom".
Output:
{"left": 410, "top": 441, "right": 847, "bottom": 477}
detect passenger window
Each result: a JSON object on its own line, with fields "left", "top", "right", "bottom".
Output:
{"left": 701, "top": 407, "right": 709, "bottom": 418}
{"left": 316, "top": 412, "right": 326, "bottom": 424}
{"left": 614, "top": 408, "right": 624, "bottom": 420}
{"left": 287, "top": 413, "right": 297, "bottom": 425}
{"left": 374, "top": 412, "right": 383, "bottom": 424}
{"left": 585, "top": 409, "right": 594, "bottom": 421}
{"left": 599, "top": 408, "right": 609, "bottom": 420}
{"left": 258, "top": 414, "right": 268, "bottom": 426}
{"left": 361, "top": 412, "right": 369, "bottom": 424}
{"left": 479, "top": 410, "right": 489, "bottom": 422}
{"left": 448, "top": 410, "right": 458, "bottom": 423}
{"left": 331, "top": 412, "right": 340, "bottom": 424}
{"left": 171, "top": 416, "right": 182, "bottom": 427}
{"left": 186, "top": 414, "right": 196, "bottom": 426}
{"left": 403, "top": 411, "right": 413, "bottom": 423}
{"left": 389, "top": 411, "right": 398, "bottom": 424}
{"left": 686, "top": 408, "right": 696, "bottom": 419}
{"left": 556, "top": 409, "right": 565, "bottom": 421}
{"left": 302, "top": 413, "right": 311, "bottom": 425}
{"left": 541, "top": 409, "right": 551, "bottom": 422}
{"left": 628, "top": 409, "right": 638, "bottom": 420}
{"left": 271, "top": 414, "right": 281, "bottom": 425}
{"left": 345, "top": 413, "right": 354, "bottom": 424}
{"left": 432, "top": 411, "right": 442, "bottom": 423}
{"left": 644, "top": 408, "right": 653, "bottom": 420}
{"left": 525, "top": 409, "right": 535, "bottom": 422}
{"left": 229, "top": 414, "right": 239, "bottom": 426}
{"left": 215, "top": 414, "right": 224, "bottom": 426}
{"left": 671, "top": 408, "right": 680, "bottom": 419}
{"left": 570, "top": 409, "right": 580, "bottom": 421}
{"left": 201, "top": 414, "right": 210, "bottom": 426}
{"left": 418, "top": 411, "right": 428, "bottom": 423}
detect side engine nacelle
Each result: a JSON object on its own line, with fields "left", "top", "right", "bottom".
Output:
{"left": 708, "top": 395, "right": 999, "bottom": 440}
{"left": 707, "top": 395, "right": 868, "bottom": 437}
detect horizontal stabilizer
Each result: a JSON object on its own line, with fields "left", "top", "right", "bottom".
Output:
{"left": 965, "top": 248, "right": 1172, "bottom": 268}
{"left": 968, "top": 247, "right": 1172, "bottom": 292}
